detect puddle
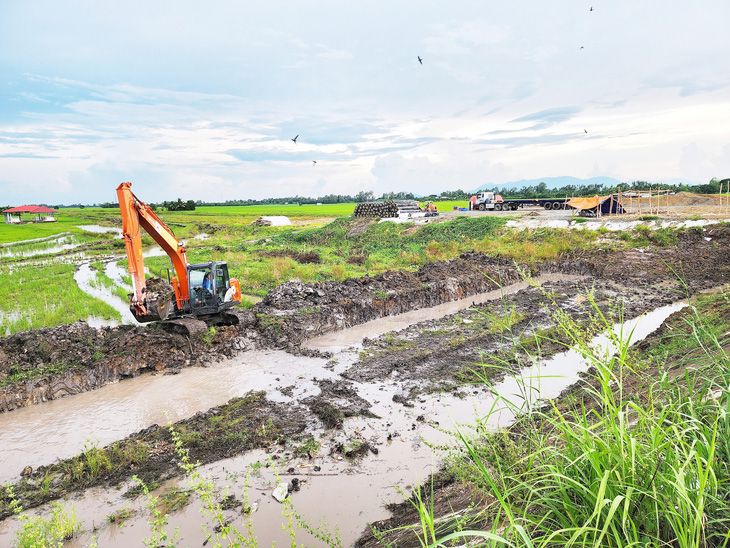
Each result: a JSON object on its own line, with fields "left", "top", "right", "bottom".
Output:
{"left": 143, "top": 246, "right": 168, "bottom": 258}
{"left": 0, "top": 310, "right": 21, "bottom": 336}
{"left": 104, "top": 261, "right": 132, "bottom": 292}
{"left": 73, "top": 262, "right": 137, "bottom": 326}
{"left": 0, "top": 290, "right": 685, "bottom": 546}
{"left": 0, "top": 233, "right": 72, "bottom": 248}
{"left": 78, "top": 225, "right": 123, "bottom": 237}
{"left": 0, "top": 234, "right": 82, "bottom": 258}
{"left": 475, "top": 301, "right": 688, "bottom": 427}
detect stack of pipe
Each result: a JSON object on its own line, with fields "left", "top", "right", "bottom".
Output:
{"left": 353, "top": 200, "right": 400, "bottom": 218}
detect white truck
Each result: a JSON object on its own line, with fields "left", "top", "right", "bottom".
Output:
{"left": 472, "top": 191, "right": 504, "bottom": 211}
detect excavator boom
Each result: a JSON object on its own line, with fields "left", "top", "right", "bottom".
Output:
{"left": 117, "top": 182, "right": 190, "bottom": 319}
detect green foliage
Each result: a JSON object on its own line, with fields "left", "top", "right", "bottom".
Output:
{"left": 11, "top": 495, "right": 81, "bottom": 548}
{"left": 1, "top": 361, "right": 85, "bottom": 388}
{"left": 0, "top": 262, "right": 121, "bottom": 335}
{"left": 201, "top": 326, "right": 217, "bottom": 348}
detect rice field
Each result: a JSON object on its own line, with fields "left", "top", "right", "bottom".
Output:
{"left": 0, "top": 262, "right": 121, "bottom": 335}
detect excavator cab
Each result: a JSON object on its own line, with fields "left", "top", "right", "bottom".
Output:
{"left": 187, "top": 261, "right": 236, "bottom": 313}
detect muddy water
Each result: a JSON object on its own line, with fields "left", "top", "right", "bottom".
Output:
{"left": 78, "top": 224, "right": 123, "bottom": 237}
{"left": 0, "top": 296, "right": 684, "bottom": 546}
{"left": 0, "top": 234, "right": 81, "bottom": 258}
{"left": 0, "top": 351, "right": 329, "bottom": 484}
{"left": 305, "top": 275, "right": 585, "bottom": 352}
{"left": 73, "top": 262, "right": 137, "bottom": 326}
{"left": 73, "top": 247, "right": 169, "bottom": 327}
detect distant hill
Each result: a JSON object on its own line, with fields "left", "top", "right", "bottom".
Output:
{"left": 472, "top": 176, "right": 622, "bottom": 193}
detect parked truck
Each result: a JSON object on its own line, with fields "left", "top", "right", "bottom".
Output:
{"left": 472, "top": 191, "right": 572, "bottom": 211}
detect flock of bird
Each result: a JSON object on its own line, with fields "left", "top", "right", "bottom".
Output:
{"left": 292, "top": 6, "right": 594, "bottom": 166}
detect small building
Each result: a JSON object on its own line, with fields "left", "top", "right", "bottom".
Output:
{"left": 3, "top": 205, "right": 59, "bottom": 224}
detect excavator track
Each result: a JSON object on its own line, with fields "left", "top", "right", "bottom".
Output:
{"left": 156, "top": 309, "right": 251, "bottom": 337}
{"left": 157, "top": 317, "right": 208, "bottom": 336}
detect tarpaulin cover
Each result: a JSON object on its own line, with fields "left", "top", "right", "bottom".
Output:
{"left": 567, "top": 196, "right": 607, "bottom": 210}
{"left": 568, "top": 195, "right": 625, "bottom": 214}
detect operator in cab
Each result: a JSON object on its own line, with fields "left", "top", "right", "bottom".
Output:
{"left": 202, "top": 271, "right": 213, "bottom": 292}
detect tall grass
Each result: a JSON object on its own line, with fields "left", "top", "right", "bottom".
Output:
{"left": 427, "top": 292, "right": 730, "bottom": 547}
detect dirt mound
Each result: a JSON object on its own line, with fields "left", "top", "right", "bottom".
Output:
{"left": 654, "top": 191, "right": 720, "bottom": 207}
{"left": 0, "top": 316, "right": 262, "bottom": 412}
{"left": 347, "top": 217, "right": 376, "bottom": 236}
{"left": 260, "top": 249, "right": 321, "bottom": 263}
{"left": 254, "top": 253, "right": 534, "bottom": 347}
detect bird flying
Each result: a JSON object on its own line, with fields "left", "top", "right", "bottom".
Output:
{"left": 312, "top": 160, "right": 317, "bottom": 165}
{"left": 584, "top": 129, "right": 588, "bottom": 133}
{"left": 418, "top": 56, "right": 423, "bottom": 64}
{"left": 292, "top": 135, "right": 299, "bottom": 144}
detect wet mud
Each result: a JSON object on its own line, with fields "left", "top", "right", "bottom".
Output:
{"left": 0, "top": 316, "right": 262, "bottom": 412}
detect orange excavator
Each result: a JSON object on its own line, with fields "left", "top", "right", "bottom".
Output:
{"left": 117, "top": 182, "right": 243, "bottom": 332}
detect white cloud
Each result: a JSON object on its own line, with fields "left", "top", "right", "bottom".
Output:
{"left": 0, "top": 1, "right": 728, "bottom": 204}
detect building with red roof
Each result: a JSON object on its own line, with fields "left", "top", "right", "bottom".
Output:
{"left": 3, "top": 205, "right": 58, "bottom": 224}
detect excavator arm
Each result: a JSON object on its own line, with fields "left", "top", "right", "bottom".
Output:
{"left": 116, "top": 182, "right": 190, "bottom": 317}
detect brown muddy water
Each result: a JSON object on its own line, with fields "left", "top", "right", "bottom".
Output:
{"left": 0, "top": 282, "right": 684, "bottom": 547}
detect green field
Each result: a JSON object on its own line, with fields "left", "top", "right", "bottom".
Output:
{"left": 0, "top": 199, "right": 608, "bottom": 335}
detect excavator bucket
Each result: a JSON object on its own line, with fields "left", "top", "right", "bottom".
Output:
{"left": 129, "top": 277, "right": 175, "bottom": 323}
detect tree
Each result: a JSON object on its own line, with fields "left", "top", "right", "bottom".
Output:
{"left": 354, "top": 190, "right": 375, "bottom": 203}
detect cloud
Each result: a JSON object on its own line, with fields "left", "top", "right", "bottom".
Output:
{"left": 425, "top": 20, "right": 509, "bottom": 56}
{"left": 510, "top": 107, "right": 582, "bottom": 130}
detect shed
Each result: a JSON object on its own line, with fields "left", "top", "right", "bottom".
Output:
{"left": 3, "top": 205, "right": 59, "bottom": 224}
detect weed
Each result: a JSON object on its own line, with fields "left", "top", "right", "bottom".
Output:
{"left": 107, "top": 506, "right": 136, "bottom": 526}
{"left": 201, "top": 326, "right": 217, "bottom": 348}
{"left": 294, "top": 436, "right": 321, "bottom": 458}
{"left": 9, "top": 490, "right": 82, "bottom": 548}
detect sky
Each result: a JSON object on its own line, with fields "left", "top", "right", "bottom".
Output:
{"left": 0, "top": 1, "right": 729, "bottom": 205}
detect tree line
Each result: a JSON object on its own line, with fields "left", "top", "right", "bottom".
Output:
{"left": 99, "top": 198, "right": 196, "bottom": 211}
{"left": 87, "top": 177, "right": 728, "bottom": 210}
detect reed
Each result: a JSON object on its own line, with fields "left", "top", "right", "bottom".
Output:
{"left": 433, "top": 290, "right": 730, "bottom": 547}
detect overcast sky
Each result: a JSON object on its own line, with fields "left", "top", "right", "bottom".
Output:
{"left": 1, "top": 1, "right": 728, "bottom": 205}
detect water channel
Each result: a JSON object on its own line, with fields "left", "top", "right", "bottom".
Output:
{"left": 0, "top": 281, "right": 685, "bottom": 546}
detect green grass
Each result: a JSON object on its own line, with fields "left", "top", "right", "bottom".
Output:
{"left": 1, "top": 361, "right": 88, "bottom": 388}
{"left": 12, "top": 501, "right": 81, "bottom": 547}
{"left": 0, "top": 206, "right": 715, "bottom": 335}
{"left": 422, "top": 290, "right": 730, "bottom": 548}
{"left": 141, "top": 215, "right": 508, "bottom": 296}
{"left": 0, "top": 216, "right": 88, "bottom": 245}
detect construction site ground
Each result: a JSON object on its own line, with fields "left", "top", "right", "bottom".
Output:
{"left": 1, "top": 193, "right": 729, "bottom": 546}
